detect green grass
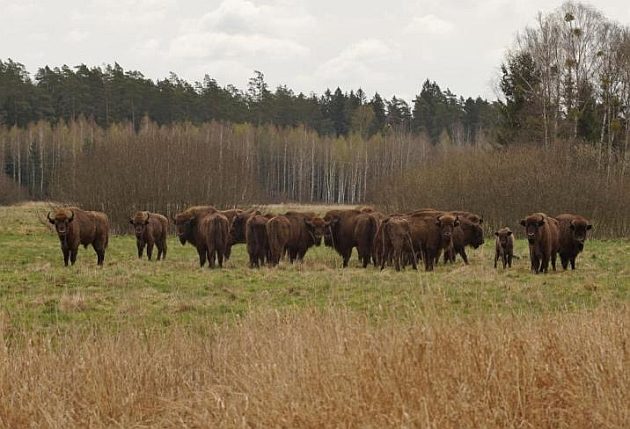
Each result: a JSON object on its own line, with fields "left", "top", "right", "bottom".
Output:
{"left": 1, "top": 203, "right": 628, "bottom": 333}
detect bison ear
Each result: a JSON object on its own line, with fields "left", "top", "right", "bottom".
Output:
{"left": 507, "top": 230, "right": 513, "bottom": 236}
{"left": 519, "top": 219, "right": 526, "bottom": 227}
{"left": 454, "top": 217, "right": 460, "bottom": 227}
{"left": 479, "top": 218, "right": 483, "bottom": 224}
{"left": 129, "top": 218, "right": 134, "bottom": 225}
{"left": 586, "top": 224, "right": 593, "bottom": 230}
{"left": 538, "top": 219, "right": 545, "bottom": 227}
{"left": 494, "top": 231, "right": 499, "bottom": 236}
{"left": 304, "top": 218, "right": 314, "bottom": 228}
{"left": 47, "top": 212, "right": 55, "bottom": 224}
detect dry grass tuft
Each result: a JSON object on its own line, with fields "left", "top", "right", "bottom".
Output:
{"left": 0, "top": 307, "right": 627, "bottom": 427}
{"left": 58, "top": 292, "right": 89, "bottom": 313}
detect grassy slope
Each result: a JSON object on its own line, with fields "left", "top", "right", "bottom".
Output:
{"left": 1, "top": 203, "right": 628, "bottom": 332}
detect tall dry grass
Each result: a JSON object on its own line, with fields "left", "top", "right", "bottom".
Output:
{"left": 1, "top": 307, "right": 627, "bottom": 428}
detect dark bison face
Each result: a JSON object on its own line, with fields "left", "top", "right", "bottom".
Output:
{"left": 322, "top": 216, "right": 339, "bottom": 247}
{"left": 436, "top": 215, "right": 459, "bottom": 242}
{"left": 230, "top": 211, "right": 256, "bottom": 244}
{"left": 495, "top": 229, "right": 512, "bottom": 248}
{"left": 520, "top": 217, "right": 545, "bottom": 244}
{"left": 130, "top": 213, "right": 150, "bottom": 238}
{"left": 570, "top": 220, "right": 592, "bottom": 250}
{"left": 305, "top": 217, "right": 331, "bottom": 246}
{"left": 48, "top": 210, "right": 74, "bottom": 238}
{"left": 462, "top": 221, "right": 484, "bottom": 248}
{"left": 174, "top": 217, "right": 193, "bottom": 245}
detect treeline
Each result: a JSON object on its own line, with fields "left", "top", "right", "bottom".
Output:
{"left": 0, "top": 61, "right": 496, "bottom": 144}
{"left": 0, "top": 119, "right": 438, "bottom": 229}
{"left": 499, "top": 2, "right": 630, "bottom": 164}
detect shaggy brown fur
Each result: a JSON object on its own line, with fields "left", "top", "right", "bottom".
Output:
{"left": 354, "top": 213, "right": 380, "bottom": 268}
{"left": 220, "top": 209, "right": 243, "bottom": 259}
{"left": 323, "top": 209, "right": 364, "bottom": 267}
{"left": 520, "top": 213, "right": 560, "bottom": 274}
{"left": 202, "top": 212, "right": 229, "bottom": 268}
{"left": 173, "top": 205, "right": 218, "bottom": 267}
{"left": 555, "top": 213, "right": 592, "bottom": 270}
{"left": 494, "top": 227, "right": 514, "bottom": 269}
{"left": 380, "top": 217, "right": 417, "bottom": 271}
{"left": 266, "top": 215, "right": 291, "bottom": 266}
{"left": 407, "top": 212, "right": 459, "bottom": 271}
{"left": 48, "top": 207, "right": 109, "bottom": 266}
{"left": 284, "top": 212, "right": 330, "bottom": 263}
{"left": 246, "top": 214, "right": 270, "bottom": 268}
{"left": 444, "top": 214, "right": 484, "bottom": 265}
{"left": 129, "top": 211, "right": 168, "bottom": 261}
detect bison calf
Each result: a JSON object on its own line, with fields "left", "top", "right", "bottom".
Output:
{"left": 555, "top": 214, "right": 592, "bottom": 270}
{"left": 380, "top": 217, "right": 417, "bottom": 271}
{"left": 130, "top": 211, "right": 168, "bottom": 261}
{"left": 48, "top": 207, "right": 109, "bottom": 266}
{"left": 494, "top": 227, "right": 513, "bottom": 269}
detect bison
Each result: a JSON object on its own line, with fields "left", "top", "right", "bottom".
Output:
{"left": 407, "top": 212, "right": 459, "bottom": 271}
{"left": 444, "top": 213, "right": 484, "bottom": 265}
{"left": 266, "top": 215, "right": 291, "bottom": 266}
{"left": 284, "top": 211, "right": 330, "bottom": 262}
{"left": 203, "top": 212, "right": 229, "bottom": 268}
{"left": 246, "top": 214, "right": 270, "bottom": 268}
{"left": 173, "top": 205, "right": 218, "bottom": 267}
{"left": 324, "top": 209, "right": 374, "bottom": 267}
{"left": 129, "top": 211, "right": 168, "bottom": 261}
{"left": 494, "top": 227, "right": 514, "bottom": 269}
{"left": 48, "top": 207, "right": 109, "bottom": 266}
{"left": 520, "top": 213, "right": 560, "bottom": 274}
{"left": 354, "top": 212, "right": 380, "bottom": 268}
{"left": 220, "top": 209, "right": 243, "bottom": 259}
{"left": 380, "top": 216, "right": 417, "bottom": 271}
{"left": 555, "top": 214, "right": 592, "bottom": 270}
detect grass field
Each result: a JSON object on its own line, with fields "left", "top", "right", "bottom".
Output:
{"left": 0, "top": 203, "right": 628, "bottom": 427}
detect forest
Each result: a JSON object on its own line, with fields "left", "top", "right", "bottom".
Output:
{"left": 1, "top": 1, "right": 629, "bottom": 234}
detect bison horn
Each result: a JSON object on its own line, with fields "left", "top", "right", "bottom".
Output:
{"left": 47, "top": 211, "right": 55, "bottom": 224}
{"left": 145, "top": 212, "right": 150, "bottom": 224}
{"left": 68, "top": 210, "right": 75, "bottom": 222}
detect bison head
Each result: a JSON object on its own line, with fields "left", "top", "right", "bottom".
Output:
{"left": 569, "top": 219, "right": 592, "bottom": 250}
{"left": 230, "top": 210, "right": 258, "bottom": 244}
{"left": 435, "top": 214, "right": 459, "bottom": 243}
{"left": 305, "top": 217, "right": 331, "bottom": 247}
{"left": 48, "top": 209, "right": 75, "bottom": 238}
{"left": 460, "top": 218, "right": 484, "bottom": 248}
{"left": 174, "top": 214, "right": 194, "bottom": 245}
{"left": 130, "top": 212, "right": 150, "bottom": 238}
{"left": 494, "top": 228, "right": 512, "bottom": 248}
{"left": 520, "top": 215, "right": 545, "bottom": 244}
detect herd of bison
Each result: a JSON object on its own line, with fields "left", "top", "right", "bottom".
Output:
{"left": 45, "top": 206, "right": 593, "bottom": 273}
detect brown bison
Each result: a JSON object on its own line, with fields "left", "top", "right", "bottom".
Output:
{"left": 380, "top": 216, "right": 417, "bottom": 271}
{"left": 494, "top": 227, "right": 514, "bottom": 269}
{"left": 323, "top": 209, "right": 370, "bottom": 267}
{"left": 47, "top": 207, "right": 109, "bottom": 266}
{"left": 520, "top": 213, "right": 560, "bottom": 274}
{"left": 220, "top": 209, "right": 243, "bottom": 259}
{"left": 285, "top": 211, "right": 330, "bottom": 262}
{"left": 129, "top": 211, "right": 168, "bottom": 261}
{"left": 407, "top": 212, "right": 459, "bottom": 271}
{"left": 266, "top": 215, "right": 291, "bottom": 266}
{"left": 354, "top": 212, "right": 380, "bottom": 268}
{"left": 444, "top": 213, "right": 484, "bottom": 264}
{"left": 555, "top": 214, "right": 592, "bottom": 270}
{"left": 246, "top": 214, "right": 270, "bottom": 268}
{"left": 203, "top": 212, "right": 229, "bottom": 268}
{"left": 173, "top": 205, "right": 218, "bottom": 267}
{"left": 229, "top": 209, "right": 259, "bottom": 246}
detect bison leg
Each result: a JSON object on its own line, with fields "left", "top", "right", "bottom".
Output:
{"left": 70, "top": 249, "right": 78, "bottom": 265}
{"left": 507, "top": 254, "right": 512, "bottom": 268}
{"left": 551, "top": 252, "right": 557, "bottom": 271}
{"left": 342, "top": 250, "right": 352, "bottom": 268}
{"left": 197, "top": 249, "right": 207, "bottom": 267}
{"left": 216, "top": 251, "right": 223, "bottom": 268}
{"left": 137, "top": 242, "right": 145, "bottom": 259}
{"left": 161, "top": 241, "right": 167, "bottom": 260}
{"left": 458, "top": 247, "right": 469, "bottom": 265}
{"left": 570, "top": 256, "right": 576, "bottom": 270}
{"left": 560, "top": 254, "right": 569, "bottom": 270}
{"left": 147, "top": 243, "right": 154, "bottom": 261}
{"left": 62, "top": 247, "right": 70, "bottom": 266}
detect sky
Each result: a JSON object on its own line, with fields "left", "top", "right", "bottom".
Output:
{"left": 1, "top": 0, "right": 629, "bottom": 102}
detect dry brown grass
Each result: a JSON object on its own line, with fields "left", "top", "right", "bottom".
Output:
{"left": 1, "top": 307, "right": 627, "bottom": 428}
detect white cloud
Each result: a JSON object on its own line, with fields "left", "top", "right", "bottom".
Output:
{"left": 65, "top": 30, "right": 89, "bottom": 43}
{"left": 404, "top": 14, "right": 455, "bottom": 36}
{"left": 169, "top": 32, "right": 309, "bottom": 60}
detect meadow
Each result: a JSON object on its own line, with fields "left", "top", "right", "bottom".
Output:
{"left": 0, "top": 203, "right": 628, "bottom": 427}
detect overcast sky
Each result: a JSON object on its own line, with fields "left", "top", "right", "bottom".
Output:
{"left": 2, "top": 0, "right": 629, "bottom": 102}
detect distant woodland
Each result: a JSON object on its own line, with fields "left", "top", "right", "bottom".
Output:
{"left": 1, "top": 2, "right": 629, "bottom": 234}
